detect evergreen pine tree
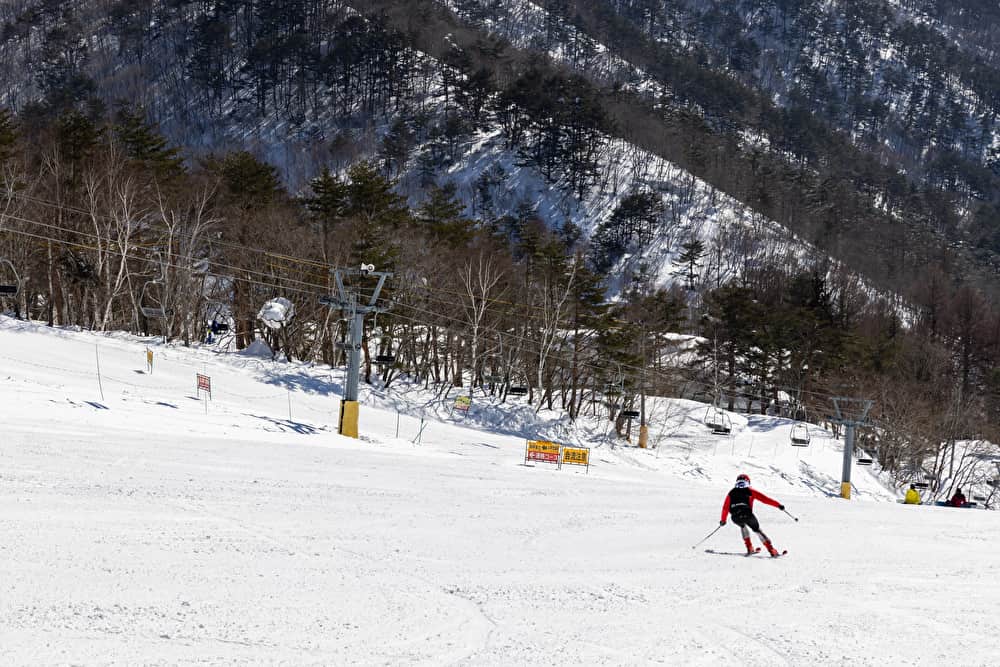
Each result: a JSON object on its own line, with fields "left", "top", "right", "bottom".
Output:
{"left": 306, "top": 168, "right": 348, "bottom": 220}
{"left": 212, "top": 151, "right": 284, "bottom": 209}
{"left": 114, "top": 106, "right": 184, "bottom": 180}
{"left": 589, "top": 189, "right": 664, "bottom": 273}
{"left": 305, "top": 167, "right": 348, "bottom": 263}
{"left": 56, "top": 110, "right": 103, "bottom": 187}
{"left": 342, "top": 161, "right": 410, "bottom": 269}
{"left": 379, "top": 117, "right": 415, "bottom": 177}
{"left": 674, "top": 239, "right": 705, "bottom": 291}
{"left": 697, "top": 285, "right": 761, "bottom": 410}
{"left": 418, "top": 183, "right": 473, "bottom": 248}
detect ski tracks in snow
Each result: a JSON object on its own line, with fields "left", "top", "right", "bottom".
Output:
{"left": 167, "top": 496, "right": 496, "bottom": 664}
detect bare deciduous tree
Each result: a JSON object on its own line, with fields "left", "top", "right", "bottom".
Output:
{"left": 459, "top": 251, "right": 504, "bottom": 390}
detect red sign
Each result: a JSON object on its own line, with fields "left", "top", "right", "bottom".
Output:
{"left": 525, "top": 440, "right": 560, "bottom": 464}
{"left": 197, "top": 373, "right": 211, "bottom": 393}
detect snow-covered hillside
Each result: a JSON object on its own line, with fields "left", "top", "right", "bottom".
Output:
{"left": 3, "top": 315, "right": 1000, "bottom": 663}
{"left": 413, "top": 128, "right": 809, "bottom": 292}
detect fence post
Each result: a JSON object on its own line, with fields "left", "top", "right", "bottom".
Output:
{"left": 95, "top": 343, "right": 105, "bottom": 401}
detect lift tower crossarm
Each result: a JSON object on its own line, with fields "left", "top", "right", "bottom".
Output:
{"left": 828, "top": 397, "right": 874, "bottom": 500}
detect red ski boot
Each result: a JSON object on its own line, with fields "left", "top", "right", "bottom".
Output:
{"left": 763, "top": 540, "right": 781, "bottom": 557}
{"left": 743, "top": 537, "right": 759, "bottom": 555}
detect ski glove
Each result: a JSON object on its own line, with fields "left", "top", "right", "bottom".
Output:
{"left": 778, "top": 505, "right": 785, "bottom": 511}
{"left": 719, "top": 520, "right": 726, "bottom": 526}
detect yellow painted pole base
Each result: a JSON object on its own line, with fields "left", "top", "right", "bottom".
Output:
{"left": 339, "top": 399, "right": 359, "bottom": 438}
{"left": 841, "top": 482, "right": 851, "bottom": 499}
{"left": 638, "top": 425, "right": 649, "bottom": 449}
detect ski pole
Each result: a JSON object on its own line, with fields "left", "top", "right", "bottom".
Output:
{"left": 691, "top": 524, "right": 723, "bottom": 549}
{"left": 782, "top": 507, "right": 800, "bottom": 522}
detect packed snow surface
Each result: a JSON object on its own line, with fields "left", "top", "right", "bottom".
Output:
{"left": 1, "top": 316, "right": 998, "bottom": 664}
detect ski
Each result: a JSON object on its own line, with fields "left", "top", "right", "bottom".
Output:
{"left": 704, "top": 548, "right": 786, "bottom": 558}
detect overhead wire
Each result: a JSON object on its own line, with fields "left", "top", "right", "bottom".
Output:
{"left": 9, "top": 190, "right": 333, "bottom": 272}
{"left": 0, "top": 210, "right": 335, "bottom": 298}
{"left": 3, "top": 219, "right": 858, "bottom": 411}
{"left": 381, "top": 300, "right": 854, "bottom": 416}
{"left": 1, "top": 196, "right": 861, "bottom": 411}
{"left": 9, "top": 189, "right": 598, "bottom": 328}
{"left": 1, "top": 217, "right": 855, "bottom": 408}
{"left": 358, "top": 285, "right": 857, "bottom": 408}
{"left": 7, "top": 190, "right": 663, "bottom": 340}
{"left": 0, "top": 223, "right": 331, "bottom": 304}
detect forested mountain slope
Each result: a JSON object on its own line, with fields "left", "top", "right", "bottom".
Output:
{"left": 442, "top": 0, "right": 1000, "bottom": 285}
{"left": 0, "top": 0, "right": 997, "bottom": 490}
{"left": 1, "top": 0, "right": 998, "bottom": 291}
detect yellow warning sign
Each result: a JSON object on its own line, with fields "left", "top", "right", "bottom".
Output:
{"left": 562, "top": 447, "right": 590, "bottom": 467}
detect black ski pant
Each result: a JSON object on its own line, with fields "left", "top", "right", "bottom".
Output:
{"left": 732, "top": 509, "right": 770, "bottom": 543}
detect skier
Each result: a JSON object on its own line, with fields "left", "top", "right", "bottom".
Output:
{"left": 904, "top": 484, "right": 921, "bottom": 504}
{"left": 949, "top": 488, "right": 967, "bottom": 508}
{"left": 720, "top": 473, "right": 785, "bottom": 557}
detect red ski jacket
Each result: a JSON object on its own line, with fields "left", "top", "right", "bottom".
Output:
{"left": 721, "top": 487, "right": 781, "bottom": 523}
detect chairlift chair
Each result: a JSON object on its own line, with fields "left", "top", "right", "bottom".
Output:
{"left": 139, "top": 280, "right": 167, "bottom": 319}
{"left": 622, "top": 409, "right": 640, "bottom": 418}
{"left": 0, "top": 258, "right": 20, "bottom": 295}
{"left": 703, "top": 406, "right": 724, "bottom": 431}
{"left": 790, "top": 424, "right": 811, "bottom": 447}
{"left": 856, "top": 457, "right": 873, "bottom": 466}
{"left": 912, "top": 481, "right": 930, "bottom": 490}
{"left": 374, "top": 354, "right": 396, "bottom": 365}
{"left": 206, "top": 302, "right": 231, "bottom": 333}
{"left": 508, "top": 386, "right": 528, "bottom": 396}
{"left": 712, "top": 412, "right": 732, "bottom": 435}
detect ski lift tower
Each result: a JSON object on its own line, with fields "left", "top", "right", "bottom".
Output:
{"left": 320, "top": 264, "right": 392, "bottom": 439}
{"left": 829, "top": 396, "right": 874, "bottom": 499}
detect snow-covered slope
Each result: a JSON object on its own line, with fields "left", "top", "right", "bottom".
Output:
{"left": 2, "top": 315, "right": 999, "bottom": 664}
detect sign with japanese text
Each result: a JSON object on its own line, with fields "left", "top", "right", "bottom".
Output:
{"left": 196, "top": 373, "right": 211, "bottom": 395}
{"left": 525, "top": 440, "right": 560, "bottom": 465}
{"left": 454, "top": 395, "right": 471, "bottom": 412}
{"left": 562, "top": 446, "right": 590, "bottom": 467}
